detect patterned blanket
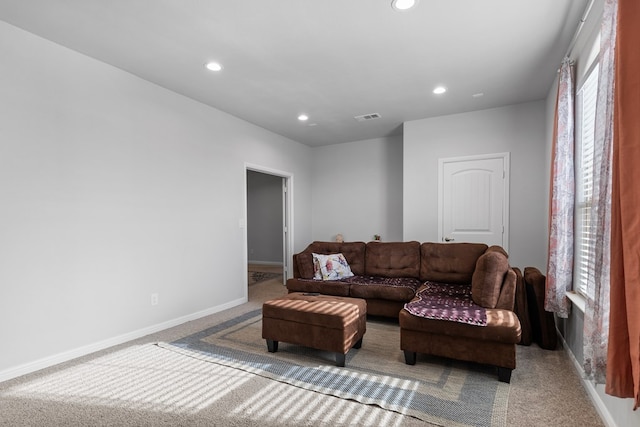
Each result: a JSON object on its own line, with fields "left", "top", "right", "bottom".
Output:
{"left": 403, "top": 281, "right": 487, "bottom": 326}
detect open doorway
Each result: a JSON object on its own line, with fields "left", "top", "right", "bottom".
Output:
{"left": 245, "top": 164, "right": 293, "bottom": 295}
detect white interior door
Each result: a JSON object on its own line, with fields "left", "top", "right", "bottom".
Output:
{"left": 438, "top": 153, "right": 509, "bottom": 250}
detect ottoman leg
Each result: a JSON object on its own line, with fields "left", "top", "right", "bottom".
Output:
{"left": 404, "top": 350, "right": 417, "bottom": 365}
{"left": 497, "top": 367, "right": 512, "bottom": 383}
{"left": 266, "top": 339, "right": 278, "bottom": 353}
{"left": 335, "top": 353, "right": 346, "bottom": 367}
{"left": 352, "top": 337, "right": 363, "bottom": 349}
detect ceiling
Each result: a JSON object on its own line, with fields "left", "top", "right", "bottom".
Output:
{"left": 0, "top": 0, "right": 587, "bottom": 147}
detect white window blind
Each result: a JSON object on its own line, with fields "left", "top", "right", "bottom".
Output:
{"left": 575, "top": 64, "right": 599, "bottom": 297}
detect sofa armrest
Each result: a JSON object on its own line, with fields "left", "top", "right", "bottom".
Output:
{"left": 292, "top": 253, "right": 302, "bottom": 278}
{"left": 495, "top": 268, "right": 517, "bottom": 311}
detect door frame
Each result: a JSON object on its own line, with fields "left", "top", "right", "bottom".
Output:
{"left": 437, "top": 152, "right": 510, "bottom": 251}
{"left": 244, "top": 163, "right": 294, "bottom": 284}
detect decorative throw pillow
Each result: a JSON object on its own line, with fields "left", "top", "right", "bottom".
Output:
{"left": 471, "top": 251, "right": 509, "bottom": 308}
{"left": 312, "top": 253, "right": 354, "bottom": 281}
{"left": 312, "top": 254, "right": 322, "bottom": 280}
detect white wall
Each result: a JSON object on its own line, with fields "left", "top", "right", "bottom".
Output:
{"left": 311, "top": 136, "right": 403, "bottom": 243}
{"left": 0, "top": 21, "right": 312, "bottom": 378}
{"left": 403, "top": 101, "right": 548, "bottom": 270}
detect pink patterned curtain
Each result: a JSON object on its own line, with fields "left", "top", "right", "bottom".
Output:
{"left": 606, "top": 0, "right": 640, "bottom": 408}
{"left": 584, "top": 0, "right": 616, "bottom": 385}
{"left": 545, "top": 58, "right": 575, "bottom": 319}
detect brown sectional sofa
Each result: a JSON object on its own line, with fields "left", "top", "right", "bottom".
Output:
{"left": 287, "top": 240, "right": 522, "bottom": 382}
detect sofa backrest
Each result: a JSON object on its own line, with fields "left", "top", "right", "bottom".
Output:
{"left": 293, "top": 241, "right": 366, "bottom": 278}
{"left": 471, "top": 249, "right": 511, "bottom": 308}
{"left": 420, "top": 242, "right": 488, "bottom": 283}
{"left": 364, "top": 241, "right": 421, "bottom": 278}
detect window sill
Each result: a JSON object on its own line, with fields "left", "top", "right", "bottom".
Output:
{"left": 567, "top": 291, "right": 586, "bottom": 313}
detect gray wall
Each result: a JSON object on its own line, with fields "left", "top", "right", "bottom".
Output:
{"left": 311, "top": 136, "right": 403, "bottom": 243}
{"left": 0, "top": 21, "right": 312, "bottom": 378}
{"left": 402, "top": 101, "right": 548, "bottom": 270}
{"left": 247, "top": 171, "right": 283, "bottom": 264}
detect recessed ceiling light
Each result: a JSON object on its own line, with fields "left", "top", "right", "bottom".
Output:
{"left": 298, "top": 114, "right": 309, "bottom": 121}
{"left": 433, "top": 86, "right": 447, "bottom": 94}
{"left": 392, "top": 0, "right": 417, "bottom": 10}
{"left": 205, "top": 62, "right": 222, "bottom": 72}
{"left": 472, "top": 92, "right": 484, "bottom": 98}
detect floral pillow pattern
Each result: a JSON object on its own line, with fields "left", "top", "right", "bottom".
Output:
{"left": 312, "top": 253, "right": 354, "bottom": 281}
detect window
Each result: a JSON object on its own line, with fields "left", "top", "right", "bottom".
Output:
{"left": 574, "top": 64, "right": 599, "bottom": 297}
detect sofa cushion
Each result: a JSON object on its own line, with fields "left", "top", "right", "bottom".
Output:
{"left": 312, "top": 253, "right": 354, "bottom": 280}
{"left": 495, "top": 268, "right": 517, "bottom": 310}
{"left": 399, "top": 307, "right": 521, "bottom": 344}
{"left": 471, "top": 250, "right": 509, "bottom": 308}
{"left": 486, "top": 245, "right": 509, "bottom": 257}
{"left": 347, "top": 276, "right": 422, "bottom": 302}
{"left": 285, "top": 278, "right": 351, "bottom": 296}
{"left": 295, "top": 253, "right": 316, "bottom": 279}
{"left": 420, "top": 243, "right": 488, "bottom": 283}
{"left": 295, "top": 241, "right": 366, "bottom": 279}
{"left": 364, "top": 241, "right": 421, "bottom": 278}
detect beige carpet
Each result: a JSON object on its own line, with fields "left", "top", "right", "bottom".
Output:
{"left": 0, "top": 277, "right": 605, "bottom": 427}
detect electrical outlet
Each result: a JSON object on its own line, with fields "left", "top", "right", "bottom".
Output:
{"left": 151, "top": 293, "right": 159, "bottom": 306}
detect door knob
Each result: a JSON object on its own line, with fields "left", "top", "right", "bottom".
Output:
{"left": 444, "top": 237, "right": 455, "bottom": 242}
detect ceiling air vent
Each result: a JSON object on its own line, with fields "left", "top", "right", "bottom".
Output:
{"left": 354, "top": 113, "right": 381, "bottom": 122}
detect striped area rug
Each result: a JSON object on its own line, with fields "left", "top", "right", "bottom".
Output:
{"left": 159, "top": 309, "right": 509, "bottom": 426}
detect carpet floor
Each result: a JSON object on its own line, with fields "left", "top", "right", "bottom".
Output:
{"left": 159, "top": 307, "right": 509, "bottom": 426}
{"left": 0, "top": 276, "right": 605, "bottom": 427}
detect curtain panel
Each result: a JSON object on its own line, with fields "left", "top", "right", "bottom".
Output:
{"left": 545, "top": 58, "right": 575, "bottom": 319}
{"left": 607, "top": 0, "right": 640, "bottom": 410}
{"left": 584, "top": 0, "right": 617, "bottom": 384}
{"left": 583, "top": 0, "right": 616, "bottom": 386}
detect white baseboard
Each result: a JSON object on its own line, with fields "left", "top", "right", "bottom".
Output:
{"left": 0, "top": 296, "right": 247, "bottom": 384}
{"left": 557, "top": 331, "right": 618, "bottom": 427}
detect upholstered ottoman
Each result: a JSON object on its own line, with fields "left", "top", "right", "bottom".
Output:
{"left": 262, "top": 293, "right": 367, "bottom": 367}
